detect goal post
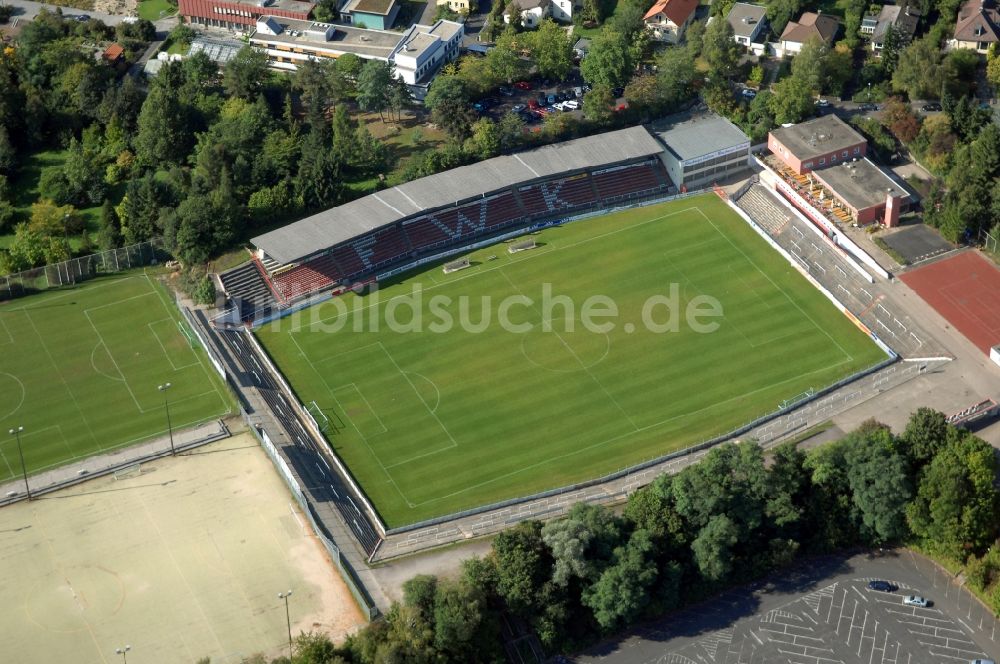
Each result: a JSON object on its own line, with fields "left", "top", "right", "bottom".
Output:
{"left": 113, "top": 463, "right": 142, "bottom": 480}
{"left": 307, "top": 401, "right": 332, "bottom": 433}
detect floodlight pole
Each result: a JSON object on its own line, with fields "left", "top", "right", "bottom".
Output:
{"left": 115, "top": 645, "right": 131, "bottom": 663}
{"left": 279, "top": 590, "right": 293, "bottom": 660}
{"left": 9, "top": 426, "right": 29, "bottom": 500}
{"left": 158, "top": 383, "right": 175, "bottom": 455}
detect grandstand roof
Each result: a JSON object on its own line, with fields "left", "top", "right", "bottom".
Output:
{"left": 650, "top": 110, "right": 751, "bottom": 164}
{"left": 252, "top": 126, "right": 664, "bottom": 265}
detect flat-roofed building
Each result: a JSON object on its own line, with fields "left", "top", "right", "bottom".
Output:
{"left": 811, "top": 158, "right": 908, "bottom": 225}
{"left": 250, "top": 15, "right": 462, "bottom": 89}
{"left": 768, "top": 115, "right": 867, "bottom": 174}
{"left": 179, "top": 0, "right": 314, "bottom": 31}
{"left": 651, "top": 110, "right": 751, "bottom": 189}
{"left": 726, "top": 3, "right": 768, "bottom": 47}
{"left": 342, "top": 0, "right": 400, "bottom": 30}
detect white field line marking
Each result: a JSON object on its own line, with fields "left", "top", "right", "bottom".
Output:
{"left": 499, "top": 267, "right": 638, "bottom": 431}
{"left": 697, "top": 208, "right": 854, "bottom": 363}
{"left": 299, "top": 205, "right": 704, "bottom": 332}
{"left": 0, "top": 315, "right": 12, "bottom": 345}
{"left": 330, "top": 383, "right": 388, "bottom": 435}
{"left": 405, "top": 356, "right": 852, "bottom": 507}
{"left": 22, "top": 309, "right": 102, "bottom": 450}
{"left": 147, "top": 319, "right": 200, "bottom": 371}
{"left": 83, "top": 308, "right": 144, "bottom": 413}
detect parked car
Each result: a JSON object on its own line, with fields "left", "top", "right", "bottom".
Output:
{"left": 867, "top": 580, "right": 896, "bottom": 592}
{"left": 498, "top": 86, "right": 514, "bottom": 97}
{"left": 859, "top": 102, "right": 879, "bottom": 111}
{"left": 903, "top": 595, "right": 929, "bottom": 607}
{"left": 75, "top": 13, "right": 91, "bottom": 21}
{"left": 815, "top": 98, "right": 830, "bottom": 107}
{"left": 922, "top": 102, "right": 943, "bottom": 112}
{"left": 564, "top": 99, "right": 580, "bottom": 110}
{"left": 547, "top": 94, "right": 557, "bottom": 105}
{"left": 970, "top": 660, "right": 996, "bottom": 664}
{"left": 536, "top": 95, "right": 547, "bottom": 107}
{"left": 612, "top": 87, "right": 625, "bottom": 98}
{"left": 514, "top": 81, "right": 533, "bottom": 90}
{"left": 527, "top": 99, "right": 539, "bottom": 110}
{"left": 573, "top": 86, "right": 583, "bottom": 98}
{"left": 741, "top": 88, "right": 757, "bottom": 99}
{"left": 512, "top": 103, "right": 526, "bottom": 113}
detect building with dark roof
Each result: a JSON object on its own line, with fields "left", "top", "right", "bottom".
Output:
{"left": 950, "top": 0, "right": 1000, "bottom": 52}
{"left": 179, "top": 0, "right": 315, "bottom": 31}
{"left": 342, "top": 0, "right": 400, "bottom": 30}
{"left": 861, "top": 3, "right": 920, "bottom": 53}
{"left": 650, "top": 110, "right": 751, "bottom": 189}
{"left": 777, "top": 11, "right": 839, "bottom": 54}
{"left": 768, "top": 115, "right": 867, "bottom": 174}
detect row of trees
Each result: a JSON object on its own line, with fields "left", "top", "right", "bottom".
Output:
{"left": 224, "top": 409, "right": 999, "bottom": 663}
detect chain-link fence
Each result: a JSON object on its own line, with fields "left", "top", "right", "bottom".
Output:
{"left": 0, "top": 240, "right": 164, "bottom": 301}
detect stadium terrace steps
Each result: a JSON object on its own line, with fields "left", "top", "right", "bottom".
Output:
{"left": 735, "top": 184, "right": 791, "bottom": 236}
{"left": 272, "top": 253, "right": 345, "bottom": 301}
{"left": 219, "top": 261, "right": 277, "bottom": 314}
{"left": 592, "top": 162, "right": 663, "bottom": 199}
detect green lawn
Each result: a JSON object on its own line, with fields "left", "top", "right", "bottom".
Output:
{"left": 138, "top": 0, "right": 177, "bottom": 21}
{"left": 0, "top": 272, "right": 234, "bottom": 479}
{"left": 2, "top": 149, "right": 125, "bottom": 252}
{"left": 256, "top": 195, "right": 887, "bottom": 527}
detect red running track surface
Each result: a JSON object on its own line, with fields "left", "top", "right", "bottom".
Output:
{"left": 900, "top": 251, "right": 1000, "bottom": 354}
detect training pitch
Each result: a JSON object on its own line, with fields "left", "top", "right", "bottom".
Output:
{"left": 0, "top": 434, "right": 367, "bottom": 663}
{"left": 0, "top": 272, "right": 231, "bottom": 480}
{"left": 257, "top": 195, "right": 886, "bottom": 527}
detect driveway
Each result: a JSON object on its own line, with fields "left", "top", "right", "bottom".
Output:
{"left": 577, "top": 550, "right": 1000, "bottom": 664}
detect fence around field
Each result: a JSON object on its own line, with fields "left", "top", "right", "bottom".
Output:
{"left": 0, "top": 241, "right": 163, "bottom": 300}
{"left": 249, "top": 422, "right": 379, "bottom": 620}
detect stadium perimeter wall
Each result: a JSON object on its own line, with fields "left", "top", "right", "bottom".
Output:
{"left": 235, "top": 189, "right": 898, "bottom": 557}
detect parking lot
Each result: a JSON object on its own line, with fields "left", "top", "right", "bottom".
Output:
{"left": 578, "top": 550, "right": 1000, "bottom": 664}
{"left": 470, "top": 70, "right": 624, "bottom": 125}
{"left": 881, "top": 224, "right": 955, "bottom": 266}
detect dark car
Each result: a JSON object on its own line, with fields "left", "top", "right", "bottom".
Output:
{"left": 536, "top": 95, "right": 547, "bottom": 107}
{"left": 75, "top": 13, "right": 91, "bottom": 21}
{"left": 514, "top": 81, "right": 533, "bottom": 90}
{"left": 547, "top": 94, "right": 557, "bottom": 105}
{"left": 922, "top": 102, "right": 943, "bottom": 112}
{"left": 859, "top": 102, "right": 879, "bottom": 111}
{"left": 867, "top": 580, "right": 896, "bottom": 592}
{"left": 498, "top": 86, "right": 514, "bottom": 97}
{"left": 612, "top": 87, "right": 625, "bottom": 98}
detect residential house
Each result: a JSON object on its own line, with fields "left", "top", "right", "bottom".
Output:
{"left": 777, "top": 11, "right": 839, "bottom": 55}
{"left": 102, "top": 42, "right": 125, "bottom": 66}
{"left": 726, "top": 3, "right": 768, "bottom": 49}
{"left": 861, "top": 4, "right": 919, "bottom": 53}
{"left": 436, "top": 0, "right": 470, "bottom": 13}
{"left": 643, "top": 0, "right": 698, "bottom": 43}
{"left": 342, "top": 0, "right": 400, "bottom": 29}
{"left": 549, "top": 0, "right": 583, "bottom": 22}
{"left": 949, "top": 0, "right": 1000, "bottom": 52}
{"left": 504, "top": 0, "right": 551, "bottom": 27}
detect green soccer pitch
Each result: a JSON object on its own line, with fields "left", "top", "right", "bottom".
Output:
{"left": 257, "top": 195, "right": 888, "bottom": 527}
{"left": 0, "top": 272, "right": 233, "bottom": 480}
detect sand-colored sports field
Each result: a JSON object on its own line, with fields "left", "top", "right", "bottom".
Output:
{"left": 0, "top": 433, "right": 366, "bottom": 663}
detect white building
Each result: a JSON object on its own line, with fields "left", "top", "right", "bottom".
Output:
{"left": 726, "top": 3, "right": 768, "bottom": 49}
{"left": 504, "top": 0, "right": 551, "bottom": 27}
{"left": 651, "top": 111, "right": 751, "bottom": 189}
{"left": 250, "top": 15, "right": 462, "bottom": 91}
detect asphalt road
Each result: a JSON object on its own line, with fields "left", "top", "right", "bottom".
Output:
{"left": 577, "top": 550, "right": 1000, "bottom": 664}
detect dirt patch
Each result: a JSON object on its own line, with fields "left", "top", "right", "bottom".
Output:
{"left": 94, "top": 0, "right": 136, "bottom": 15}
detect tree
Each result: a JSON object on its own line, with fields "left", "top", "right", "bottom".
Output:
{"left": 624, "top": 73, "right": 662, "bottom": 117}
{"left": 655, "top": 47, "right": 696, "bottom": 109}
{"left": 356, "top": 59, "right": 394, "bottom": 121}
{"left": 491, "top": 521, "right": 551, "bottom": 617}
{"left": 223, "top": 45, "right": 269, "bottom": 100}
{"left": 133, "top": 65, "right": 195, "bottom": 167}
{"left": 467, "top": 118, "right": 502, "bottom": 159}
{"left": 297, "top": 127, "right": 343, "bottom": 209}
{"left": 28, "top": 199, "right": 81, "bottom": 237}
{"left": 97, "top": 198, "right": 122, "bottom": 250}
{"left": 529, "top": 19, "right": 574, "bottom": 81}
{"left": 768, "top": 74, "right": 814, "bottom": 124}
{"left": 892, "top": 36, "right": 944, "bottom": 100}
{"left": 432, "top": 579, "right": 492, "bottom": 660}
{"left": 766, "top": 0, "right": 802, "bottom": 35}
{"left": 583, "top": 84, "right": 616, "bottom": 125}
{"left": 844, "top": 425, "right": 913, "bottom": 544}
{"left": 583, "top": 530, "right": 658, "bottom": 630}
{"left": 880, "top": 23, "right": 904, "bottom": 74}
{"left": 580, "top": 29, "right": 633, "bottom": 89}
{"left": 881, "top": 96, "right": 921, "bottom": 143}
{"left": 424, "top": 75, "right": 476, "bottom": 140}
{"left": 702, "top": 16, "right": 741, "bottom": 79}
{"left": 907, "top": 430, "right": 1000, "bottom": 559}
{"left": 486, "top": 27, "right": 526, "bottom": 85}
{"left": 691, "top": 514, "right": 740, "bottom": 582}
{"left": 497, "top": 111, "right": 525, "bottom": 152}
{"left": 900, "top": 407, "right": 950, "bottom": 466}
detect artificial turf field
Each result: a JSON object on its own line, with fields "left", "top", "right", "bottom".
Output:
{"left": 257, "top": 195, "right": 887, "bottom": 527}
{"left": 0, "top": 272, "right": 232, "bottom": 480}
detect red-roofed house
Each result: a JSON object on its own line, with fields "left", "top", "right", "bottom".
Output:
{"left": 103, "top": 43, "right": 125, "bottom": 65}
{"left": 643, "top": 0, "right": 698, "bottom": 43}
{"left": 950, "top": 0, "right": 1000, "bottom": 52}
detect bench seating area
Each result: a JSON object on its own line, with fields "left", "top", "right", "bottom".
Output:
{"left": 246, "top": 159, "right": 676, "bottom": 306}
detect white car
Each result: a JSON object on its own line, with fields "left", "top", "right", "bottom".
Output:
{"left": 564, "top": 99, "right": 580, "bottom": 110}
{"left": 903, "top": 595, "right": 929, "bottom": 607}
{"left": 740, "top": 88, "right": 756, "bottom": 99}
{"left": 815, "top": 98, "right": 830, "bottom": 107}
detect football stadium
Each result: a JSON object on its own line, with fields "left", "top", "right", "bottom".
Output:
{"left": 213, "top": 124, "right": 889, "bottom": 529}
{"left": 0, "top": 273, "right": 232, "bottom": 480}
